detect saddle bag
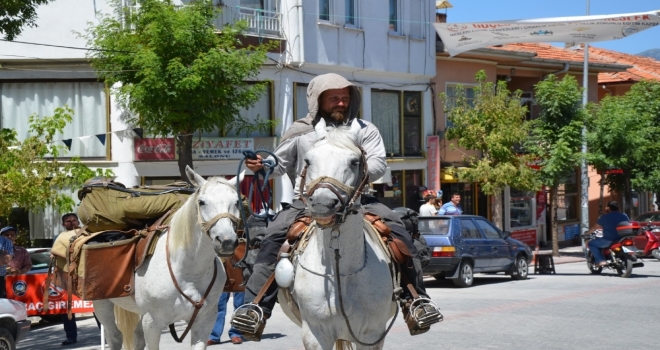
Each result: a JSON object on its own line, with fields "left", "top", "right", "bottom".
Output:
{"left": 77, "top": 177, "right": 193, "bottom": 233}
{"left": 364, "top": 212, "right": 412, "bottom": 264}
{"left": 223, "top": 240, "right": 246, "bottom": 292}
{"left": 52, "top": 229, "right": 140, "bottom": 300}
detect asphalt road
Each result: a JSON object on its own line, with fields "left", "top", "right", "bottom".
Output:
{"left": 18, "top": 259, "right": 660, "bottom": 350}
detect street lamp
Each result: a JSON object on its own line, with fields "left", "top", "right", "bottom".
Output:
{"left": 580, "top": 0, "right": 590, "bottom": 246}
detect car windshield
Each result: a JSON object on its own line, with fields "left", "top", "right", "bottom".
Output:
{"left": 30, "top": 251, "right": 51, "bottom": 271}
{"left": 635, "top": 213, "right": 660, "bottom": 222}
{"left": 418, "top": 218, "right": 451, "bottom": 235}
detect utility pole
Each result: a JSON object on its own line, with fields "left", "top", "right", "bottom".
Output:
{"left": 580, "top": 0, "right": 591, "bottom": 247}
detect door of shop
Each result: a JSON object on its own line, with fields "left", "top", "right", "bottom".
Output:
{"left": 441, "top": 183, "right": 474, "bottom": 215}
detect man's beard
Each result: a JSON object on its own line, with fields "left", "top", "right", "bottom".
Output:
{"left": 330, "top": 109, "right": 347, "bottom": 123}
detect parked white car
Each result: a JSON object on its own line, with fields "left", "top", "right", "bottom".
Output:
{"left": 0, "top": 298, "right": 31, "bottom": 349}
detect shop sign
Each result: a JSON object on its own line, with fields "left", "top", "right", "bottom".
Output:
{"left": 563, "top": 223, "right": 581, "bottom": 241}
{"left": 426, "top": 135, "right": 440, "bottom": 191}
{"left": 5, "top": 273, "right": 94, "bottom": 316}
{"left": 192, "top": 138, "right": 254, "bottom": 160}
{"left": 134, "top": 138, "right": 175, "bottom": 160}
{"left": 510, "top": 229, "right": 537, "bottom": 247}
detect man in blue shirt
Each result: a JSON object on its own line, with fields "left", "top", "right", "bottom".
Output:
{"left": 438, "top": 192, "right": 462, "bottom": 215}
{"left": 0, "top": 227, "right": 15, "bottom": 298}
{"left": 590, "top": 201, "right": 630, "bottom": 267}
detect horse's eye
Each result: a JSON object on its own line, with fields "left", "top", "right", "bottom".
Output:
{"left": 304, "top": 159, "right": 310, "bottom": 166}
{"left": 351, "top": 159, "right": 359, "bottom": 167}
{"left": 198, "top": 199, "right": 205, "bottom": 206}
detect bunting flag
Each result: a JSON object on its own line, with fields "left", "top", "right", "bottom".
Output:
{"left": 115, "top": 129, "right": 127, "bottom": 142}
{"left": 62, "top": 139, "right": 72, "bottom": 151}
{"left": 95, "top": 134, "right": 106, "bottom": 146}
{"left": 78, "top": 135, "right": 93, "bottom": 149}
{"left": 133, "top": 128, "right": 144, "bottom": 139}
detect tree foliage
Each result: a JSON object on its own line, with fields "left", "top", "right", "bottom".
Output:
{"left": 0, "top": 0, "right": 53, "bottom": 40}
{"left": 0, "top": 107, "right": 109, "bottom": 218}
{"left": 83, "top": 0, "right": 274, "bottom": 182}
{"left": 587, "top": 80, "right": 660, "bottom": 211}
{"left": 525, "top": 74, "right": 585, "bottom": 255}
{"left": 441, "top": 70, "right": 541, "bottom": 196}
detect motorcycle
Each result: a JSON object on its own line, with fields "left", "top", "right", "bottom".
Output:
{"left": 582, "top": 229, "right": 644, "bottom": 278}
{"left": 639, "top": 224, "right": 660, "bottom": 261}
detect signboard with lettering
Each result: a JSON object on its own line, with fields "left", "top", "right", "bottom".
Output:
{"left": 192, "top": 138, "right": 254, "bottom": 160}
{"left": 6, "top": 273, "right": 94, "bottom": 316}
{"left": 510, "top": 229, "right": 537, "bottom": 247}
{"left": 134, "top": 138, "right": 175, "bottom": 161}
{"left": 426, "top": 135, "right": 440, "bottom": 191}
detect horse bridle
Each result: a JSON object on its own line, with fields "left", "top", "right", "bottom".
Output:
{"left": 299, "top": 144, "right": 370, "bottom": 224}
{"left": 195, "top": 183, "right": 241, "bottom": 236}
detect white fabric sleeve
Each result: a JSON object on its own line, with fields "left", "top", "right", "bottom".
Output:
{"left": 361, "top": 123, "right": 387, "bottom": 182}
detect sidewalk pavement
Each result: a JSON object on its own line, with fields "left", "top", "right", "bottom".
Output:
{"left": 535, "top": 245, "right": 586, "bottom": 265}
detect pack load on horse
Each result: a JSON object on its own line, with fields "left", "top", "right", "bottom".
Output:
{"left": 230, "top": 73, "right": 443, "bottom": 350}
{"left": 48, "top": 166, "right": 244, "bottom": 350}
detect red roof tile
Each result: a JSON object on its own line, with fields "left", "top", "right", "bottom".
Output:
{"left": 588, "top": 47, "right": 660, "bottom": 83}
{"left": 488, "top": 43, "right": 618, "bottom": 65}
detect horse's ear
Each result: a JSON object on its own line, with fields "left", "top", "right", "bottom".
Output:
{"left": 236, "top": 170, "right": 246, "bottom": 190}
{"left": 349, "top": 118, "right": 361, "bottom": 139}
{"left": 185, "top": 165, "right": 206, "bottom": 187}
{"left": 314, "top": 117, "right": 328, "bottom": 140}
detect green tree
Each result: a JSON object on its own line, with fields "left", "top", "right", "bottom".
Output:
{"left": 588, "top": 80, "right": 660, "bottom": 215}
{"left": 525, "top": 75, "right": 585, "bottom": 256}
{"left": 0, "top": 0, "right": 53, "bottom": 40}
{"left": 0, "top": 107, "right": 109, "bottom": 219}
{"left": 441, "top": 71, "right": 541, "bottom": 229}
{"left": 83, "top": 0, "right": 273, "bottom": 182}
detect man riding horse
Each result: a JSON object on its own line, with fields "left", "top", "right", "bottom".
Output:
{"left": 231, "top": 73, "right": 443, "bottom": 339}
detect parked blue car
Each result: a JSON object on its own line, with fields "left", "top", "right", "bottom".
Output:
{"left": 420, "top": 215, "right": 533, "bottom": 287}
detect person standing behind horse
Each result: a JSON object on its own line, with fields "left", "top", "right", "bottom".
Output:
{"left": 419, "top": 192, "right": 438, "bottom": 216}
{"left": 439, "top": 192, "right": 462, "bottom": 215}
{"left": 231, "top": 73, "right": 443, "bottom": 340}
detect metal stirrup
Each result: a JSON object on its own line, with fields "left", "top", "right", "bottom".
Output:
{"left": 409, "top": 297, "right": 444, "bottom": 328}
{"left": 231, "top": 304, "right": 265, "bottom": 340}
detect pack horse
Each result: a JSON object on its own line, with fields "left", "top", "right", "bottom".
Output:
{"left": 93, "top": 166, "right": 244, "bottom": 350}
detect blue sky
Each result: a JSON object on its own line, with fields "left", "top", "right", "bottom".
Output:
{"left": 442, "top": 0, "right": 660, "bottom": 54}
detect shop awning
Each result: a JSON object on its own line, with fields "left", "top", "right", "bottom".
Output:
{"left": 434, "top": 10, "right": 660, "bottom": 56}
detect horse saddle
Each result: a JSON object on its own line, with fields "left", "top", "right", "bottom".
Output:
{"left": 364, "top": 212, "right": 413, "bottom": 264}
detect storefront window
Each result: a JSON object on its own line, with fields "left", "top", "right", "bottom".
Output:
{"left": 510, "top": 188, "right": 535, "bottom": 228}
{"left": 405, "top": 170, "right": 423, "bottom": 212}
{"left": 557, "top": 172, "right": 578, "bottom": 221}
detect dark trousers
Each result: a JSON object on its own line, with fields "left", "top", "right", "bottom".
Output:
{"left": 244, "top": 198, "right": 427, "bottom": 317}
{"left": 0, "top": 275, "right": 5, "bottom": 298}
{"left": 62, "top": 314, "right": 77, "bottom": 341}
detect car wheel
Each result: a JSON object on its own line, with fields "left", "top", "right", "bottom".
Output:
{"left": 0, "top": 327, "right": 16, "bottom": 350}
{"left": 452, "top": 261, "right": 474, "bottom": 288}
{"left": 511, "top": 256, "right": 528, "bottom": 280}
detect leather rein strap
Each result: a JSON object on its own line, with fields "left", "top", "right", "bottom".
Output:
{"left": 166, "top": 229, "right": 218, "bottom": 343}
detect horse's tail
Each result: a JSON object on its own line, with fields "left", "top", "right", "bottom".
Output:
{"left": 114, "top": 305, "right": 140, "bottom": 350}
{"left": 335, "top": 340, "right": 354, "bottom": 350}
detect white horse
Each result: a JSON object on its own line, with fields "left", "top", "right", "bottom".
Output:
{"left": 93, "top": 166, "right": 244, "bottom": 350}
{"left": 278, "top": 119, "right": 397, "bottom": 350}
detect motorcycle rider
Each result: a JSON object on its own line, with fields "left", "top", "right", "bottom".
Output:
{"left": 590, "top": 201, "right": 630, "bottom": 267}
{"left": 231, "top": 73, "right": 442, "bottom": 340}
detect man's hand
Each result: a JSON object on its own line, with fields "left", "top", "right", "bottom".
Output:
{"left": 0, "top": 253, "right": 12, "bottom": 266}
{"left": 246, "top": 154, "right": 264, "bottom": 173}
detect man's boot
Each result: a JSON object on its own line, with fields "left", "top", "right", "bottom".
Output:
{"left": 400, "top": 258, "right": 443, "bottom": 335}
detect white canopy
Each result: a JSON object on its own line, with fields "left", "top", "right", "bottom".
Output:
{"left": 434, "top": 10, "right": 660, "bottom": 56}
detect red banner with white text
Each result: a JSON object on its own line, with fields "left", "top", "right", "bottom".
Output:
{"left": 5, "top": 273, "right": 94, "bottom": 316}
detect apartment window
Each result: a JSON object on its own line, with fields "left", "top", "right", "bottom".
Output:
{"left": 1, "top": 82, "right": 108, "bottom": 158}
{"left": 557, "top": 171, "right": 578, "bottom": 221}
{"left": 345, "top": 0, "right": 356, "bottom": 26}
{"left": 371, "top": 90, "right": 422, "bottom": 157}
{"left": 445, "top": 84, "right": 476, "bottom": 128}
{"left": 388, "top": 0, "right": 398, "bottom": 32}
{"left": 320, "top": 0, "right": 331, "bottom": 21}
{"left": 409, "top": 0, "right": 423, "bottom": 38}
{"left": 294, "top": 83, "right": 308, "bottom": 121}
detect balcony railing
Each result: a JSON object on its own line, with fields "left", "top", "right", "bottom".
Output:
{"left": 123, "top": 5, "right": 282, "bottom": 38}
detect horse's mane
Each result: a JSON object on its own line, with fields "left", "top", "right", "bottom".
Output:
{"left": 169, "top": 176, "right": 236, "bottom": 250}
{"left": 316, "top": 125, "right": 361, "bottom": 155}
